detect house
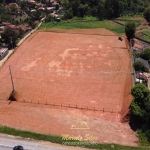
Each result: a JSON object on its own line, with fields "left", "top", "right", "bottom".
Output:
{"left": 136, "top": 72, "right": 148, "bottom": 84}
{"left": 20, "top": 0, "right": 36, "bottom": 4}
{"left": 135, "top": 58, "right": 149, "bottom": 69}
{"left": 17, "top": 24, "right": 31, "bottom": 32}
{"left": 46, "top": 7, "right": 55, "bottom": 13}
{"left": 0, "top": 48, "right": 8, "bottom": 60}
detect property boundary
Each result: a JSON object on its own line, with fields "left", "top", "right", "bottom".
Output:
{"left": 12, "top": 99, "right": 122, "bottom": 114}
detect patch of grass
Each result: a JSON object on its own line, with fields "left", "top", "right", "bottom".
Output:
{"left": 136, "top": 30, "right": 150, "bottom": 42}
{"left": 118, "top": 14, "right": 143, "bottom": 20}
{"left": 39, "top": 20, "right": 125, "bottom": 34}
{"left": 0, "top": 126, "right": 150, "bottom": 150}
{"left": 137, "top": 130, "right": 150, "bottom": 146}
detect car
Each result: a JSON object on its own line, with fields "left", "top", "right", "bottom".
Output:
{"left": 13, "top": 145, "right": 24, "bottom": 150}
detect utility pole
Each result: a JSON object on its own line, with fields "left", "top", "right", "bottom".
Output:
{"left": 9, "top": 65, "right": 15, "bottom": 93}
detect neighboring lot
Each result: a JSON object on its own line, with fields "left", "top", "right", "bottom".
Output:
{"left": 0, "top": 29, "right": 132, "bottom": 116}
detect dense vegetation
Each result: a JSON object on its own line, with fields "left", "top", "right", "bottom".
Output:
{"left": 140, "top": 48, "right": 150, "bottom": 61}
{"left": 125, "top": 21, "right": 136, "bottom": 40}
{"left": 59, "top": 0, "right": 150, "bottom": 20}
{"left": 130, "top": 84, "right": 150, "bottom": 144}
{"left": 133, "top": 61, "right": 149, "bottom": 72}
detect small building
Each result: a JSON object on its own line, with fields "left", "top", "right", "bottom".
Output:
{"left": 46, "top": 7, "right": 55, "bottom": 13}
{"left": 136, "top": 72, "right": 148, "bottom": 85}
{"left": 0, "top": 48, "right": 8, "bottom": 60}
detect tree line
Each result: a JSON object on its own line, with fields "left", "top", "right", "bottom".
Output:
{"left": 131, "top": 84, "right": 150, "bottom": 143}
{"left": 59, "top": 0, "right": 150, "bottom": 19}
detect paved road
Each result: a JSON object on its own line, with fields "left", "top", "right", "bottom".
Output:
{"left": 0, "top": 134, "right": 87, "bottom": 150}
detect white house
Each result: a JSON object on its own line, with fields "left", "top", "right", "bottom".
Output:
{"left": 0, "top": 48, "right": 8, "bottom": 60}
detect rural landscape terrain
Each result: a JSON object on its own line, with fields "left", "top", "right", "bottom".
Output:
{"left": 0, "top": 0, "right": 150, "bottom": 150}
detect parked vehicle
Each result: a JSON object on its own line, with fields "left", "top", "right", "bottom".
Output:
{"left": 13, "top": 145, "right": 24, "bottom": 150}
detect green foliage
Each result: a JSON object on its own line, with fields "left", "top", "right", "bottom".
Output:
{"left": 144, "top": 7, "right": 150, "bottom": 23}
{"left": 97, "top": 1, "right": 105, "bottom": 20}
{"left": 61, "top": 0, "right": 150, "bottom": 20}
{"left": 131, "top": 100, "right": 145, "bottom": 117}
{"left": 45, "top": 15, "right": 54, "bottom": 22}
{"left": 130, "top": 84, "right": 150, "bottom": 143}
{"left": 125, "top": 21, "right": 136, "bottom": 40}
{"left": 1, "top": 26, "right": 19, "bottom": 48}
{"left": 40, "top": 20, "right": 125, "bottom": 34}
{"left": 32, "top": 10, "right": 42, "bottom": 20}
{"left": 133, "top": 61, "right": 148, "bottom": 72}
{"left": 140, "top": 48, "right": 150, "bottom": 60}
{"left": 78, "top": 4, "right": 88, "bottom": 18}
{"left": 131, "top": 84, "right": 149, "bottom": 100}
{"left": 138, "top": 129, "right": 150, "bottom": 145}
{"left": 63, "top": 8, "right": 73, "bottom": 19}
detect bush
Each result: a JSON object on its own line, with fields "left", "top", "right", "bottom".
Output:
{"left": 125, "top": 21, "right": 136, "bottom": 40}
{"left": 140, "top": 48, "right": 150, "bottom": 60}
{"left": 133, "top": 61, "right": 149, "bottom": 72}
{"left": 144, "top": 7, "right": 150, "bottom": 23}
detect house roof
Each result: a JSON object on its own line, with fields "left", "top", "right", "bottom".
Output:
{"left": 133, "top": 38, "right": 144, "bottom": 52}
{"left": 133, "top": 43, "right": 144, "bottom": 51}
{"left": 1, "top": 22, "right": 11, "bottom": 26}
{"left": 18, "top": 25, "right": 31, "bottom": 32}
{"left": 135, "top": 58, "right": 149, "bottom": 69}
{"left": 7, "top": 3, "right": 19, "bottom": 8}
{"left": 136, "top": 73, "right": 148, "bottom": 82}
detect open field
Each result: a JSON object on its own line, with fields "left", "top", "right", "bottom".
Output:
{"left": 0, "top": 29, "right": 132, "bottom": 117}
{"left": 0, "top": 28, "right": 137, "bottom": 146}
{"left": 40, "top": 20, "right": 125, "bottom": 34}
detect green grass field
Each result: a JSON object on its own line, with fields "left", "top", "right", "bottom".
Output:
{"left": 39, "top": 20, "right": 125, "bottom": 34}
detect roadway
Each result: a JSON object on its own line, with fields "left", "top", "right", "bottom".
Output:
{"left": 0, "top": 134, "right": 87, "bottom": 150}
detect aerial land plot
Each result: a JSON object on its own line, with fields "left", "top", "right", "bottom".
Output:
{"left": 0, "top": 29, "right": 132, "bottom": 115}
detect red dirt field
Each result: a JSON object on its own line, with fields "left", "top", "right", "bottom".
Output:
{"left": 0, "top": 101, "right": 138, "bottom": 146}
{"left": 0, "top": 29, "right": 132, "bottom": 115}
{"left": 0, "top": 29, "right": 137, "bottom": 146}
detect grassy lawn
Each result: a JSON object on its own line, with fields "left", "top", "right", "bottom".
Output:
{"left": 118, "top": 14, "right": 143, "bottom": 20}
{"left": 39, "top": 19, "right": 125, "bottom": 34}
{"left": 141, "top": 30, "right": 150, "bottom": 42}
{"left": 0, "top": 126, "right": 150, "bottom": 150}
{"left": 135, "top": 30, "right": 150, "bottom": 42}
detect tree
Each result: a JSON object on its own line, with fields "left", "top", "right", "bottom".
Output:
{"left": 130, "top": 84, "right": 150, "bottom": 136}
{"left": 97, "top": 1, "right": 105, "bottom": 20}
{"left": 1, "top": 26, "right": 19, "bottom": 49}
{"left": 140, "top": 48, "right": 150, "bottom": 61}
{"left": 78, "top": 4, "right": 88, "bottom": 18}
{"left": 144, "top": 7, "right": 150, "bottom": 23}
{"left": 45, "top": 14, "right": 54, "bottom": 22}
{"left": 63, "top": 8, "right": 73, "bottom": 20}
{"left": 133, "top": 61, "right": 148, "bottom": 72}
{"left": 71, "top": 0, "right": 80, "bottom": 16}
{"left": 125, "top": 21, "right": 136, "bottom": 40}
{"left": 32, "top": 10, "right": 42, "bottom": 20}
{"left": 105, "top": 0, "right": 121, "bottom": 19}
{"left": 131, "top": 83, "right": 150, "bottom": 101}
{"left": 9, "top": 3, "right": 17, "bottom": 15}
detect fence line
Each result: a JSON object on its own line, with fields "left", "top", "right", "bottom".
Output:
{"left": 14, "top": 99, "right": 122, "bottom": 114}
